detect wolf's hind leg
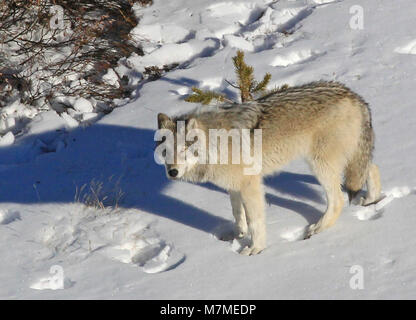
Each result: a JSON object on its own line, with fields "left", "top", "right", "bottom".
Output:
{"left": 361, "top": 163, "right": 382, "bottom": 205}
{"left": 219, "top": 191, "right": 248, "bottom": 241}
{"left": 307, "top": 159, "right": 345, "bottom": 238}
{"left": 230, "top": 191, "right": 248, "bottom": 238}
{"left": 239, "top": 176, "right": 266, "bottom": 255}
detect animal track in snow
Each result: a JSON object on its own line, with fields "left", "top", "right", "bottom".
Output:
{"left": 280, "top": 226, "right": 308, "bottom": 242}
{"left": 353, "top": 186, "right": 414, "bottom": 221}
{"left": 200, "top": 77, "right": 224, "bottom": 90}
{"left": 354, "top": 206, "right": 384, "bottom": 221}
{"left": 206, "top": 2, "right": 263, "bottom": 25}
{"left": 30, "top": 272, "right": 74, "bottom": 291}
{"left": 103, "top": 235, "right": 185, "bottom": 274}
{"left": 174, "top": 87, "right": 190, "bottom": 96}
{"left": 311, "top": 0, "right": 340, "bottom": 4}
{"left": 242, "top": 2, "right": 311, "bottom": 42}
{"left": 0, "top": 209, "right": 21, "bottom": 225}
{"left": 278, "top": 187, "right": 415, "bottom": 241}
{"left": 37, "top": 206, "right": 185, "bottom": 274}
{"left": 270, "top": 49, "right": 324, "bottom": 67}
{"left": 394, "top": 40, "right": 416, "bottom": 55}
{"left": 230, "top": 237, "right": 252, "bottom": 254}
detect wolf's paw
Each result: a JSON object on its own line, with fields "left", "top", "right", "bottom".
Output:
{"left": 353, "top": 187, "right": 414, "bottom": 221}
{"left": 304, "top": 223, "right": 321, "bottom": 239}
{"left": 218, "top": 229, "right": 237, "bottom": 241}
{"left": 216, "top": 224, "right": 247, "bottom": 241}
{"left": 219, "top": 230, "right": 247, "bottom": 241}
{"left": 236, "top": 230, "right": 247, "bottom": 239}
{"left": 359, "top": 194, "right": 386, "bottom": 206}
{"left": 239, "top": 245, "right": 264, "bottom": 256}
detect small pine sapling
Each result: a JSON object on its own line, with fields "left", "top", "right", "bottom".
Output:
{"left": 184, "top": 50, "right": 281, "bottom": 105}
{"left": 231, "top": 50, "right": 271, "bottom": 102}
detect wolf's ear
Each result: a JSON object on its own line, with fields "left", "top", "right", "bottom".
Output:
{"left": 187, "top": 118, "right": 198, "bottom": 130}
{"left": 158, "top": 113, "right": 172, "bottom": 129}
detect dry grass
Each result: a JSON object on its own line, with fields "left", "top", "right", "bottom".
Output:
{"left": 75, "top": 176, "right": 125, "bottom": 210}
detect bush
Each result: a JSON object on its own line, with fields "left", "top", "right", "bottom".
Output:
{"left": 0, "top": 0, "right": 143, "bottom": 113}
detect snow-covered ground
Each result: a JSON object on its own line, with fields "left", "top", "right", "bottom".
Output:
{"left": 1, "top": 0, "right": 416, "bottom": 299}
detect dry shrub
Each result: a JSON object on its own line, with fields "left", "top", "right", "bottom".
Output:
{"left": 0, "top": 0, "right": 144, "bottom": 112}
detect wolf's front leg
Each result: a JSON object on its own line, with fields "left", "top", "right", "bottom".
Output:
{"left": 219, "top": 191, "right": 248, "bottom": 241}
{"left": 239, "top": 176, "right": 266, "bottom": 255}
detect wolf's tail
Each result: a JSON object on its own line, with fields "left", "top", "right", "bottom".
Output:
{"left": 344, "top": 101, "right": 381, "bottom": 204}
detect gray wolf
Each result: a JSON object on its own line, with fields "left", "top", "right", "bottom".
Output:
{"left": 156, "top": 81, "right": 381, "bottom": 255}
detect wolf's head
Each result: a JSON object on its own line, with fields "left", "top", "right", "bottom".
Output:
{"left": 157, "top": 113, "right": 200, "bottom": 180}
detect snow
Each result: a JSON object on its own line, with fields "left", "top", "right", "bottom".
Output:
{"left": 102, "top": 69, "right": 121, "bottom": 88}
{"left": 1, "top": 0, "right": 416, "bottom": 299}
{"left": 395, "top": 39, "right": 416, "bottom": 55}
{"left": 73, "top": 98, "right": 94, "bottom": 113}
{"left": 270, "top": 48, "right": 322, "bottom": 66}
{"left": 30, "top": 268, "right": 74, "bottom": 291}
{"left": 61, "top": 112, "right": 79, "bottom": 128}
{"left": 223, "top": 35, "right": 255, "bottom": 52}
{"left": 0, "top": 132, "right": 15, "bottom": 147}
{"left": 131, "top": 23, "right": 190, "bottom": 44}
{"left": 0, "top": 209, "right": 20, "bottom": 225}
{"left": 127, "top": 39, "right": 219, "bottom": 72}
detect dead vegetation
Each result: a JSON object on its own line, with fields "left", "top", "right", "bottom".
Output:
{"left": 0, "top": 0, "right": 146, "bottom": 112}
{"left": 75, "top": 176, "right": 125, "bottom": 210}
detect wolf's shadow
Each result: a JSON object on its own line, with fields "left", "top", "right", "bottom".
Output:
{"left": 0, "top": 125, "right": 324, "bottom": 232}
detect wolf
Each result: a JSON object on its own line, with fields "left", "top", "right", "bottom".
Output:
{"left": 156, "top": 81, "right": 382, "bottom": 255}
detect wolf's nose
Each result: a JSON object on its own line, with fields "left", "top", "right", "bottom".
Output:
{"left": 168, "top": 169, "right": 178, "bottom": 178}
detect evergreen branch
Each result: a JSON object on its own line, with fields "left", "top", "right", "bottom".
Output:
{"left": 184, "top": 87, "right": 229, "bottom": 105}
{"left": 253, "top": 73, "right": 271, "bottom": 93}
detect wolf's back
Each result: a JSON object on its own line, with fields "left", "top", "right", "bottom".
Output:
{"left": 259, "top": 81, "right": 376, "bottom": 196}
